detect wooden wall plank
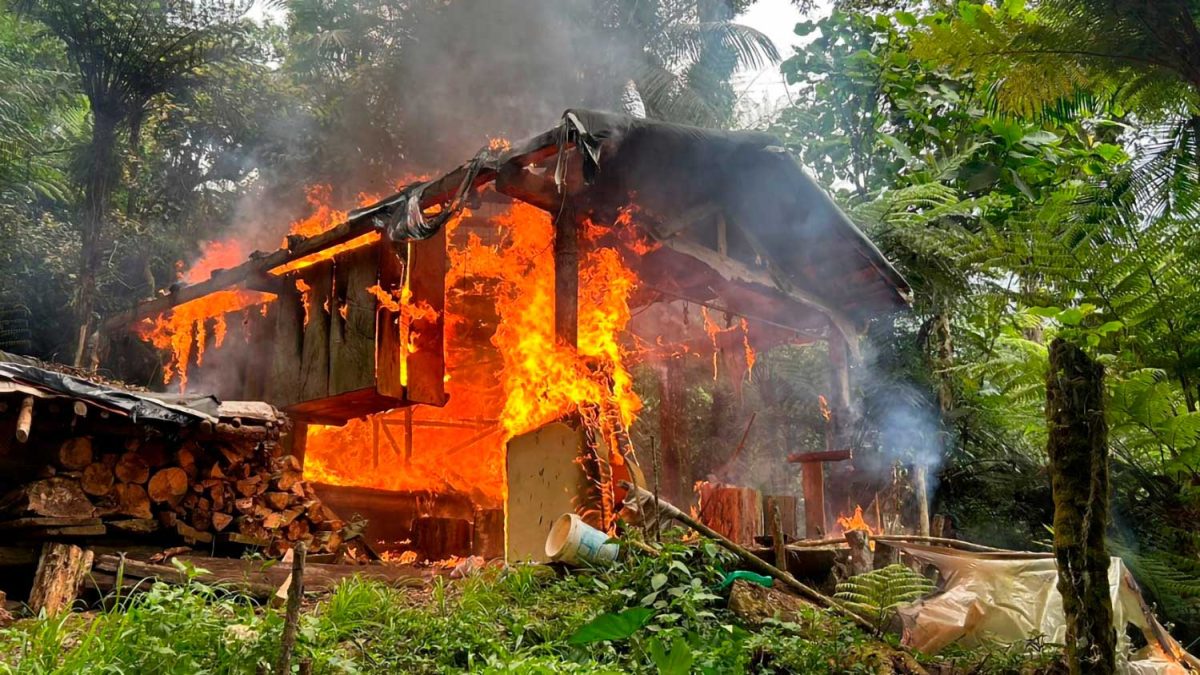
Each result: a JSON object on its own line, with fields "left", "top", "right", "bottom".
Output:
{"left": 404, "top": 230, "right": 447, "bottom": 406}
{"left": 266, "top": 284, "right": 304, "bottom": 409}
{"left": 376, "top": 242, "right": 407, "bottom": 400}
{"left": 330, "top": 246, "right": 377, "bottom": 397}
{"left": 299, "top": 261, "right": 333, "bottom": 404}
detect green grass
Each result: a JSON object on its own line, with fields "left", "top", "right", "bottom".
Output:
{"left": 0, "top": 540, "right": 1064, "bottom": 674}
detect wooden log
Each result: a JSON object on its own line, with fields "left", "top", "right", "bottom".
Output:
{"left": 212, "top": 512, "right": 234, "bottom": 532}
{"left": 115, "top": 452, "right": 151, "bottom": 484}
{"left": 411, "top": 516, "right": 473, "bottom": 560}
{"left": 57, "top": 437, "right": 94, "bottom": 470}
{"left": 0, "top": 477, "right": 95, "bottom": 518}
{"left": 264, "top": 492, "right": 291, "bottom": 511}
{"left": 81, "top": 463, "right": 115, "bottom": 496}
{"left": 148, "top": 467, "right": 188, "bottom": 503}
{"left": 114, "top": 483, "right": 152, "bottom": 519}
{"left": 29, "top": 542, "right": 93, "bottom": 616}
{"left": 15, "top": 396, "right": 34, "bottom": 443}
{"left": 93, "top": 555, "right": 276, "bottom": 598}
{"left": 697, "top": 484, "right": 762, "bottom": 546}
{"left": 176, "top": 521, "right": 214, "bottom": 544}
{"left": 844, "top": 530, "right": 873, "bottom": 577}
{"left": 473, "top": 508, "right": 505, "bottom": 560}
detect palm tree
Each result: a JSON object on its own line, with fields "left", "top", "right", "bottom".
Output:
{"left": 8, "top": 0, "right": 252, "bottom": 365}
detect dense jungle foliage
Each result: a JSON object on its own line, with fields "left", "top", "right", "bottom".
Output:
{"left": 2, "top": 0, "right": 1200, "bottom": 655}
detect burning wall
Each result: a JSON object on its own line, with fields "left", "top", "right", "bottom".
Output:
{"left": 117, "top": 110, "right": 914, "bottom": 554}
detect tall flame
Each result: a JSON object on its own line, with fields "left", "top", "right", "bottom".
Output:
{"left": 300, "top": 197, "right": 644, "bottom": 507}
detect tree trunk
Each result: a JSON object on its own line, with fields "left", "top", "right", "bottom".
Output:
{"left": 1046, "top": 339, "right": 1115, "bottom": 675}
{"left": 74, "top": 110, "right": 121, "bottom": 367}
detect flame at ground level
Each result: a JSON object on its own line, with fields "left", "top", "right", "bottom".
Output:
{"left": 836, "top": 505, "right": 879, "bottom": 536}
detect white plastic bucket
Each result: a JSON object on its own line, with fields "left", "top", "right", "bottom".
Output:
{"left": 545, "top": 513, "right": 619, "bottom": 567}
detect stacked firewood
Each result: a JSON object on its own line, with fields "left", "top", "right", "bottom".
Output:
{"left": 0, "top": 411, "right": 348, "bottom": 556}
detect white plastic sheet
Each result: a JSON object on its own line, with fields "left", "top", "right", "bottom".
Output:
{"left": 894, "top": 545, "right": 1194, "bottom": 674}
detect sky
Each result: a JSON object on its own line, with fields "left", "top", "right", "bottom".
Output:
{"left": 734, "top": 0, "right": 832, "bottom": 125}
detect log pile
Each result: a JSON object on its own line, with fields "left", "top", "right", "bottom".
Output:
{"left": 0, "top": 406, "right": 349, "bottom": 557}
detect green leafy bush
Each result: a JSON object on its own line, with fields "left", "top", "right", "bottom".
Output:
{"left": 834, "top": 564, "right": 936, "bottom": 633}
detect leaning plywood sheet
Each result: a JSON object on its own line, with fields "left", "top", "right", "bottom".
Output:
{"left": 505, "top": 421, "right": 590, "bottom": 563}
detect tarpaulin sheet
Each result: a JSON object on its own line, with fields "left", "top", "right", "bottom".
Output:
{"left": 895, "top": 544, "right": 1194, "bottom": 674}
{"left": 0, "top": 358, "right": 216, "bottom": 427}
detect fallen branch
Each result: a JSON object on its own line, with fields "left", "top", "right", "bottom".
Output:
{"left": 787, "top": 534, "right": 1015, "bottom": 554}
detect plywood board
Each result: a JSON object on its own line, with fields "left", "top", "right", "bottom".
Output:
{"left": 505, "top": 421, "right": 589, "bottom": 563}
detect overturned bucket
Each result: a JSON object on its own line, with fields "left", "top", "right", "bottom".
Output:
{"left": 545, "top": 513, "right": 619, "bottom": 567}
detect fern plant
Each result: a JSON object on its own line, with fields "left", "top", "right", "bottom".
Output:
{"left": 834, "top": 564, "right": 936, "bottom": 634}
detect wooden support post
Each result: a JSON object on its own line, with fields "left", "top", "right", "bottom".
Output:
{"left": 403, "top": 407, "right": 414, "bottom": 463}
{"left": 289, "top": 422, "right": 308, "bottom": 467}
{"left": 801, "top": 462, "right": 825, "bottom": 539}
{"left": 553, "top": 208, "right": 579, "bottom": 348}
{"left": 15, "top": 395, "right": 34, "bottom": 443}
{"left": 276, "top": 542, "right": 306, "bottom": 675}
{"left": 769, "top": 502, "right": 787, "bottom": 571}
{"left": 29, "top": 542, "right": 93, "bottom": 616}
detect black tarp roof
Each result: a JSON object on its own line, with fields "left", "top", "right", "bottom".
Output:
{"left": 0, "top": 351, "right": 217, "bottom": 426}
{"left": 356, "top": 109, "right": 911, "bottom": 324}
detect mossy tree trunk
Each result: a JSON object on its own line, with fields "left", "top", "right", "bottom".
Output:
{"left": 1046, "top": 339, "right": 1116, "bottom": 675}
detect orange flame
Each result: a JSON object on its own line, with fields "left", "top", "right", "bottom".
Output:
{"left": 303, "top": 198, "right": 643, "bottom": 507}
{"left": 141, "top": 185, "right": 382, "bottom": 389}
{"left": 835, "top": 505, "right": 879, "bottom": 536}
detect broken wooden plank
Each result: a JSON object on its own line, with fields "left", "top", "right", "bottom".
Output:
{"left": 0, "top": 516, "right": 102, "bottom": 530}
{"left": 29, "top": 542, "right": 93, "bottom": 616}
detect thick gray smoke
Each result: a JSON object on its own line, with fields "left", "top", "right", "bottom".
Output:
{"left": 389, "top": 0, "right": 639, "bottom": 169}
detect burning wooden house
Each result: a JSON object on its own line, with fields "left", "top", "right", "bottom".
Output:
{"left": 103, "top": 110, "right": 910, "bottom": 562}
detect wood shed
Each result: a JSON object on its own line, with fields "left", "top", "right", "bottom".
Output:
{"left": 102, "top": 109, "right": 911, "bottom": 555}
